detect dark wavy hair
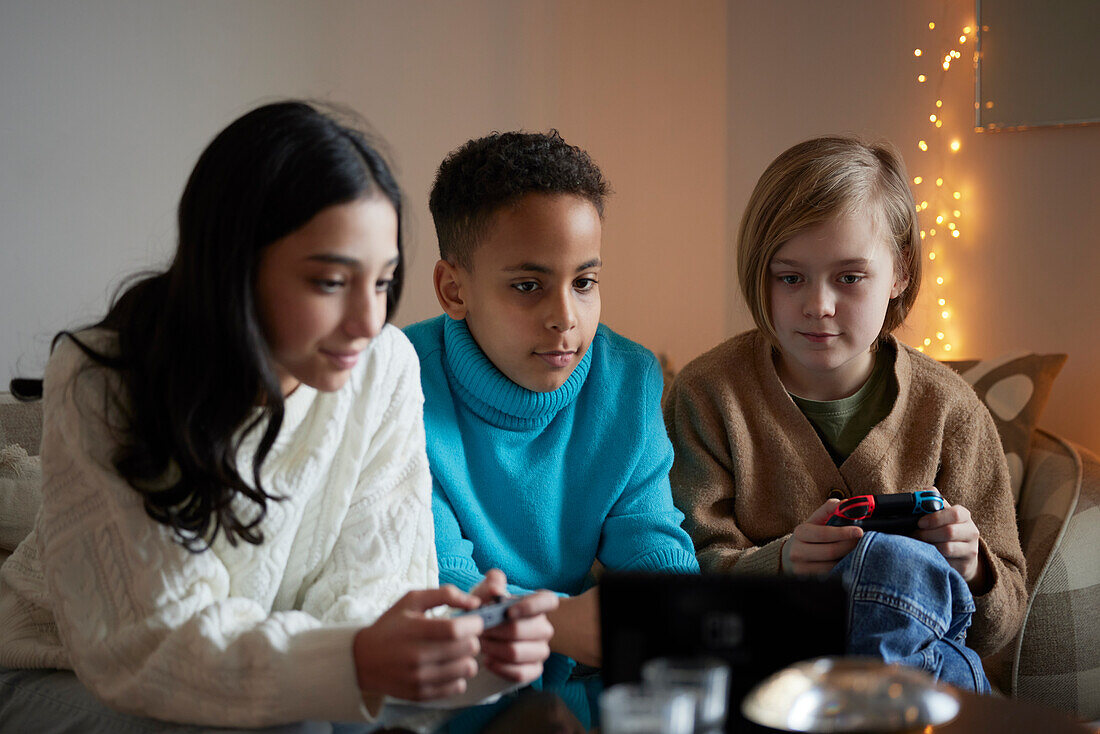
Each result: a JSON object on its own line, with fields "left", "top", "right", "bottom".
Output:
{"left": 55, "top": 101, "right": 405, "bottom": 551}
{"left": 429, "top": 130, "right": 610, "bottom": 267}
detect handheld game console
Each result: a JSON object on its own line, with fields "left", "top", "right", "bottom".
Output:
{"left": 825, "top": 489, "right": 946, "bottom": 534}
{"left": 447, "top": 595, "right": 526, "bottom": 629}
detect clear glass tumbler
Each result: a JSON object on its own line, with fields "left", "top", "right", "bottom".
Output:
{"left": 599, "top": 682, "right": 696, "bottom": 734}
{"left": 641, "top": 656, "right": 731, "bottom": 733}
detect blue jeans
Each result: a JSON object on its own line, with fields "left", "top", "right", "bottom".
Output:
{"left": 0, "top": 668, "right": 411, "bottom": 733}
{"left": 832, "top": 531, "right": 991, "bottom": 693}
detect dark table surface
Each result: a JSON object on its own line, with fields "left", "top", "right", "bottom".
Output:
{"left": 728, "top": 687, "right": 1093, "bottom": 734}
{"left": 475, "top": 688, "right": 1095, "bottom": 734}
{"left": 928, "top": 689, "right": 1092, "bottom": 734}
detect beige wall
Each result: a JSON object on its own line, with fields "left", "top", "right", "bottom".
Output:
{"left": 726, "top": 1, "right": 1100, "bottom": 451}
{"left": 0, "top": 0, "right": 727, "bottom": 404}
{"left": 1, "top": 1, "right": 1096, "bottom": 450}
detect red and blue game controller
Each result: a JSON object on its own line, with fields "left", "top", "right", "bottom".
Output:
{"left": 826, "top": 489, "right": 946, "bottom": 534}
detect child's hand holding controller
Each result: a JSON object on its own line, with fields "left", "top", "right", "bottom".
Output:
{"left": 912, "top": 492, "right": 988, "bottom": 591}
{"left": 469, "top": 569, "right": 558, "bottom": 684}
{"left": 782, "top": 498, "right": 864, "bottom": 576}
{"left": 352, "top": 585, "right": 488, "bottom": 703}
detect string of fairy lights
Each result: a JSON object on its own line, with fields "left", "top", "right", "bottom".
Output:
{"left": 912, "top": 18, "right": 974, "bottom": 356}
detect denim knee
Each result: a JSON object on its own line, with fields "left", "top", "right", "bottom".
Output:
{"left": 832, "top": 532, "right": 990, "bottom": 693}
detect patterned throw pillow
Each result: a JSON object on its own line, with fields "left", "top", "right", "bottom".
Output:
{"left": 942, "top": 353, "right": 1067, "bottom": 499}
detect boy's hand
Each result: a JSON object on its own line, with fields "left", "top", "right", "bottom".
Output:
{"left": 472, "top": 569, "right": 558, "bottom": 683}
{"left": 913, "top": 495, "right": 988, "bottom": 592}
{"left": 547, "top": 586, "right": 601, "bottom": 667}
{"left": 783, "top": 498, "right": 864, "bottom": 575}
{"left": 353, "top": 586, "right": 484, "bottom": 702}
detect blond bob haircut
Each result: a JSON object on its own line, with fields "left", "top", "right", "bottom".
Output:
{"left": 737, "top": 135, "right": 922, "bottom": 347}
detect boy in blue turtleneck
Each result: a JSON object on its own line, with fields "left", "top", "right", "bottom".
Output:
{"left": 404, "top": 131, "right": 699, "bottom": 730}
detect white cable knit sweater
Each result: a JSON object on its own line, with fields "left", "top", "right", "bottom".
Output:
{"left": 0, "top": 325, "right": 437, "bottom": 727}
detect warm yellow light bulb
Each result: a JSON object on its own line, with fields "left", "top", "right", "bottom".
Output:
{"left": 953, "top": 191, "right": 962, "bottom": 199}
{"left": 936, "top": 177, "right": 943, "bottom": 186}
{"left": 929, "top": 21, "right": 936, "bottom": 29}
{"left": 917, "top": 345, "right": 925, "bottom": 352}
{"left": 952, "top": 230, "right": 960, "bottom": 238}
{"left": 929, "top": 114, "right": 937, "bottom": 123}
{"left": 938, "top": 298, "right": 946, "bottom": 306}
{"left": 936, "top": 215, "right": 944, "bottom": 224}
{"left": 953, "top": 209, "right": 961, "bottom": 217}
{"left": 935, "top": 99, "right": 943, "bottom": 108}
{"left": 929, "top": 228, "right": 936, "bottom": 236}
{"left": 948, "top": 223, "right": 956, "bottom": 230}
{"left": 943, "top": 61, "right": 951, "bottom": 70}
{"left": 936, "top": 332, "right": 945, "bottom": 340}
{"left": 936, "top": 277, "right": 944, "bottom": 285}
{"left": 944, "top": 344, "right": 952, "bottom": 351}
{"left": 935, "top": 120, "right": 943, "bottom": 128}
{"left": 942, "top": 311, "right": 950, "bottom": 319}
{"left": 920, "top": 230, "right": 926, "bottom": 239}
{"left": 919, "top": 140, "right": 928, "bottom": 151}
{"left": 914, "top": 176, "right": 923, "bottom": 184}
{"left": 964, "top": 25, "right": 972, "bottom": 34}
{"left": 959, "top": 35, "right": 967, "bottom": 43}
{"left": 929, "top": 252, "right": 936, "bottom": 260}
{"left": 914, "top": 48, "right": 923, "bottom": 56}
{"left": 924, "top": 338, "right": 932, "bottom": 346}
{"left": 950, "top": 140, "right": 961, "bottom": 152}
{"left": 918, "top": 74, "right": 927, "bottom": 83}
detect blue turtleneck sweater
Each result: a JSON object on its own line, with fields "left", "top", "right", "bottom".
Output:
{"left": 405, "top": 315, "right": 698, "bottom": 730}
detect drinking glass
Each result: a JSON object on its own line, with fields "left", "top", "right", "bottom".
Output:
{"left": 599, "top": 682, "right": 695, "bottom": 734}
{"left": 642, "top": 656, "right": 730, "bottom": 733}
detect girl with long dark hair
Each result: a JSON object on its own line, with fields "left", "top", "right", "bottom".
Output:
{"left": 0, "top": 101, "right": 556, "bottom": 731}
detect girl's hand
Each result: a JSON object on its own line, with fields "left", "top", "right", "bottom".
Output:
{"left": 913, "top": 494, "right": 988, "bottom": 591}
{"left": 471, "top": 570, "right": 559, "bottom": 683}
{"left": 783, "top": 498, "right": 864, "bottom": 575}
{"left": 353, "top": 586, "right": 484, "bottom": 702}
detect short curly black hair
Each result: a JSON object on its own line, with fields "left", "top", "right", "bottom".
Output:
{"left": 429, "top": 130, "right": 611, "bottom": 267}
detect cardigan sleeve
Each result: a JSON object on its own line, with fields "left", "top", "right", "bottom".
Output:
{"left": 664, "top": 368, "right": 788, "bottom": 575}
{"left": 33, "top": 338, "right": 372, "bottom": 727}
{"left": 935, "top": 400, "right": 1028, "bottom": 656}
{"left": 598, "top": 358, "right": 700, "bottom": 575}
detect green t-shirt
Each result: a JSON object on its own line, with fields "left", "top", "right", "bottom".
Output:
{"left": 789, "top": 348, "right": 898, "bottom": 466}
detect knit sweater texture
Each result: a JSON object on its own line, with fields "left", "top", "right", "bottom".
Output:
{"left": 664, "top": 330, "right": 1027, "bottom": 657}
{"left": 405, "top": 315, "right": 699, "bottom": 728}
{"left": 0, "top": 326, "right": 437, "bottom": 727}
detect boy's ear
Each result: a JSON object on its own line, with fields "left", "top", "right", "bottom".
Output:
{"left": 890, "top": 272, "right": 911, "bottom": 300}
{"left": 434, "top": 259, "right": 468, "bottom": 319}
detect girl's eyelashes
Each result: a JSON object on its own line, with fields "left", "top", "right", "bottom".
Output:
{"left": 312, "top": 277, "right": 346, "bottom": 293}
{"left": 838, "top": 274, "right": 865, "bottom": 285}
{"left": 574, "top": 277, "right": 598, "bottom": 292}
{"left": 311, "top": 272, "right": 395, "bottom": 294}
{"left": 776, "top": 274, "right": 802, "bottom": 285}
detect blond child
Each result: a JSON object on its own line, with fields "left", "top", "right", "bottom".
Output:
{"left": 665, "top": 135, "right": 1027, "bottom": 690}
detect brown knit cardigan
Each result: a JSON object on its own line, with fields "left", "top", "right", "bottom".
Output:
{"left": 664, "top": 330, "right": 1027, "bottom": 657}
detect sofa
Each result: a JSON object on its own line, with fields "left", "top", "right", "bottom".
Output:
{"left": 2, "top": 352, "right": 1099, "bottom": 722}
